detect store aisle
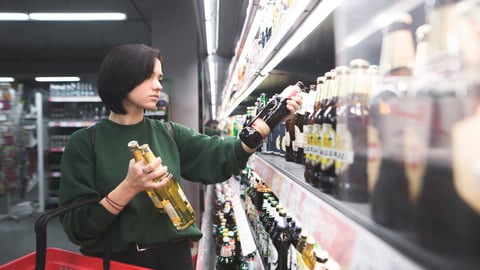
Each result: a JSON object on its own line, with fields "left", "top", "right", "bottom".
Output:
{"left": 0, "top": 185, "right": 77, "bottom": 265}
{"left": 0, "top": 212, "right": 78, "bottom": 266}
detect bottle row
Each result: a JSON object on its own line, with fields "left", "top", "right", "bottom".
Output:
{"left": 48, "top": 82, "right": 97, "bottom": 97}
{"left": 227, "top": 4, "right": 480, "bottom": 267}
{"left": 49, "top": 103, "right": 107, "bottom": 120}
{"left": 238, "top": 166, "right": 340, "bottom": 270}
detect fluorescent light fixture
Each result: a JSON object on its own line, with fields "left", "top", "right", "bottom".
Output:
{"left": 261, "top": 0, "right": 343, "bottom": 75}
{"left": 0, "top": 77, "right": 15, "bottom": 82}
{"left": 0, "top": 12, "right": 29, "bottom": 21}
{"left": 29, "top": 12, "right": 127, "bottom": 21}
{"left": 35, "top": 76, "right": 80, "bottom": 82}
{"left": 204, "top": 0, "right": 219, "bottom": 54}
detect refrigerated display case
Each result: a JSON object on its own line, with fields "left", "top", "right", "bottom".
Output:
{"left": 199, "top": 0, "right": 480, "bottom": 269}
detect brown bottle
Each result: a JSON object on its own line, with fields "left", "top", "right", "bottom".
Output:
{"left": 369, "top": 13, "right": 417, "bottom": 229}
{"left": 304, "top": 77, "right": 324, "bottom": 184}
{"left": 128, "top": 141, "right": 196, "bottom": 230}
{"left": 240, "top": 82, "right": 305, "bottom": 149}
{"left": 313, "top": 71, "right": 335, "bottom": 193}
{"left": 335, "top": 59, "right": 372, "bottom": 202}
{"left": 411, "top": 0, "right": 480, "bottom": 260}
{"left": 294, "top": 85, "right": 310, "bottom": 164}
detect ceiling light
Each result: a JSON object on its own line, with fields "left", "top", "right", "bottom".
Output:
{"left": 0, "top": 77, "right": 15, "bottom": 82}
{"left": 35, "top": 76, "right": 80, "bottom": 82}
{"left": 0, "top": 12, "right": 29, "bottom": 21}
{"left": 29, "top": 12, "right": 127, "bottom": 21}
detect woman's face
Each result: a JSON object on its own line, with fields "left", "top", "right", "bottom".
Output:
{"left": 124, "top": 58, "right": 164, "bottom": 113}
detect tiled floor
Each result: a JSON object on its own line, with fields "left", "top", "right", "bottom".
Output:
{"left": 0, "top": 188, "right": 78, "bottom": 266}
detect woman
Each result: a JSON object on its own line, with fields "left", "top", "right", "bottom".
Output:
{"left": 59, "top": 43, "right": 301, "bottom": 269}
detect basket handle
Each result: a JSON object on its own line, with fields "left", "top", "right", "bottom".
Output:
{"left": 34, "top": 198, "right": 101, "bottom": 270}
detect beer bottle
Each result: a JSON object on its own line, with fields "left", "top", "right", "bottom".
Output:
{"left": 216, "top": 237, "right": 236, "bottom": 270}
{"left": 312, "top": 73, "right": 333, "bottom": 189}
{"left": 305, "top": 77, "right": 324, "bottom": 184}
{"left": 369, "top": 13, "right": 416, "bottom": 229}
{"left": 128, "top": 141, "right": 164, "bottom": 211}
{"left": 128, "top": 141, "right": 196, "bottom": 230}
{"left": 319, "top": 71, "right": 338, "bottom": 194}
{"left": 411, "top": 0, "right": 480, "bottom": 259}
{"left": 302, "top": 236, "right": 316, "bottom": 270}
{"left": 239, "top": 82, "right": 305, "bottom": 149}
{"left": 273, "top": 218, "right": 291, "bottom": 270}
{"left": 285, "top": 114, "right": 296, "bottom": 162}
{"left": 335, "top": 60, "right": 371, "bottom": 202}
{"left": 294, "top": 84, "right": 310, "bottom": 164}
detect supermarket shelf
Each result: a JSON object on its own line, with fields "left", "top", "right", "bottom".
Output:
{"left": 195, "top": 185, "right": 216, "bottom": 270}
{"left": 247, "top": 153, "right": 459, "bottom": 270}
{"left": 47, "top": 96, "right": 101, "bottom": 102}
{"left": 220, "top": 0, "right": 332, "bottom": 119}
{"left": 47, "top": 121, "right": 97, "bottom": 128}
{"left": 228, "top": 178, "right": 267, "bottom": 270}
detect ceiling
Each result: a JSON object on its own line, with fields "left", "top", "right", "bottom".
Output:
{"left": 0, "top": 0, "right": 245, "bottom": 87}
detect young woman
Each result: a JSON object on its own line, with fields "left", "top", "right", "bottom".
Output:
{"left": 59, "top": 43, "right": 302, "bottom": 269}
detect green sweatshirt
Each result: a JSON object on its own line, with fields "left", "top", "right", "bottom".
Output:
{"left": 59, "top": 117, "right": 251, "bottom": 254}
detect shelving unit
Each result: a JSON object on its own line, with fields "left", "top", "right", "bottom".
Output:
{"left": 210, "top": 0, "right": 480, "bottom": 269}
{"left": 45, "top": 94, "right": 103, "bottom": 208}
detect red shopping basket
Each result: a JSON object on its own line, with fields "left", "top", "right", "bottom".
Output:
{"left": 0, "top": 247, "right": 148, "bottom": 270}
{"left": 0, "top": 198, "right": 149, "bottom": 270}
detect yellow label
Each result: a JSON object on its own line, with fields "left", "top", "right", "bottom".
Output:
{"left": 320, "top": 124, "right": 335, "bottom": 170}
{"left": 311, "top": 124, "right": 322, "bottom": 164}
{"left": 304, "top": 124, "right": 312, "bottom": 162}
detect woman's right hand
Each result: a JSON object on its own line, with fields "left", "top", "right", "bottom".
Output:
{"left": 124, "top": 157, "right": 169, "bottom": 195}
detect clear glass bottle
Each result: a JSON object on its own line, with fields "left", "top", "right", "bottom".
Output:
{"left": 128, "top": 141, "right": 196, "bottom": 230}
{"left": 127, "top": 141, "right": 164, "bottom": 211}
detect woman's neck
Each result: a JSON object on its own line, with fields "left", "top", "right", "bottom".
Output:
{"left": 108, "top": 111, "right": 144, "bottom": 125}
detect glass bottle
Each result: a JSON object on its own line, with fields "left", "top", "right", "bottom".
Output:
{"left": 240, "top": 82, "right": 305, "bottom": 149}
{"left": 127, "top": 141, "right": 164, "bottom": 211}
{"left": 335, "top": 60, "right": 371, "bottom": 202}
{"left": 294, "top": 84, "right": 310, "bottom": 164}
{"left": 285, "top": 114, "right": 296, "bottom": 162}
{"left": 302, "top": 236, "right": 316, "bottom": 270}
{"left": 411, "top": 0, "right": 480, "bottom": 259}
{"left": 273, "top": 217, "right": 291, "bottom": 270}
{"left": 129, "top": 141, "right": 196, "bottom": 231}
{"left": 369, "top": 13, "right": 417, "bottom": 229}
{"left": 312, "top": 73, "right": 333, "bottom": 189}
{"left": 319, "top": 71, "right": 338, "bottom": 194}
{"left": 305, "top": 77, "right": 324, "bottom": 184}
{"left": 216, "top": 237, "right": 236, "bottom": 270}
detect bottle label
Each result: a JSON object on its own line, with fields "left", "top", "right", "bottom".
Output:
{"left": 304, "top": 124, "right": 312, "bottom": 162}
{"left": 320, "top": 123, "right": 336, "bottom": 170}
{"left": 335, "top": 123, "right": 354, "bottom": 174}
{"left": 403, "top": 125, "right": 427, "bottom": 203}
{"left": 311, "top": 124, "right": 322, "bottom": 165}
{"left": 295, "top": 125, "right": 305, "bottom": 149}
{"left": 162, "top": 200, "right": 181, "bottom": 225}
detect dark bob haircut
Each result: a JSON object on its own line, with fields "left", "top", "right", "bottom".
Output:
{"left": 97, "top": 44, "right": 161, "bottom": 114}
